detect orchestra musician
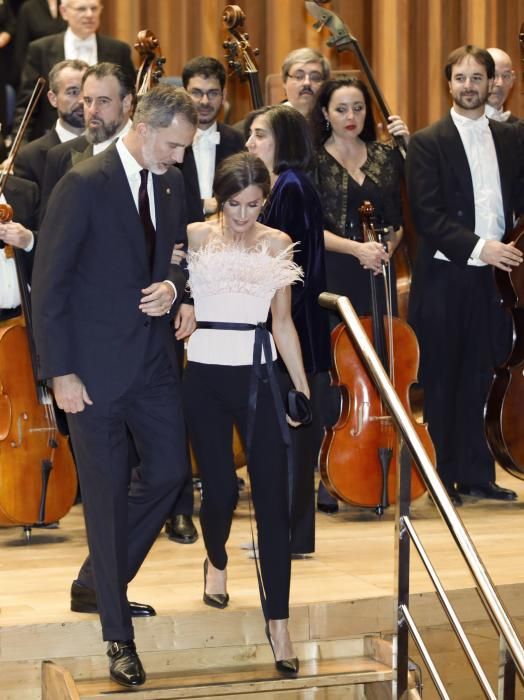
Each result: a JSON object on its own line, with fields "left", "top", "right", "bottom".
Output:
{"left": 406, "top": 45, "right": 524, "bottom": 506}
{"left": 485, "top": 48, "right": 518, "bottom": 123}
{"left": 31, "top": 85, "right": 197, "bottom": 688}
{"left": 309, "top": 77, "right": 409, "bottom": 513}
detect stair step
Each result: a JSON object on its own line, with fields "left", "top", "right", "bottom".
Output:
{"left": 44, "top": 655, "right": 393, "bottom": 699}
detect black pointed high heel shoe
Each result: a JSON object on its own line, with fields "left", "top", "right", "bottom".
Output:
{"left": 203, "top": 559, "right": 229, "bottom": 609}
{"left": 265, "top": 623, "right": 299, "bottom": 674}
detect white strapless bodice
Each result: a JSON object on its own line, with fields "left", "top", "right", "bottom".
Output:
{"left": 186, "top": 238, "right": 302, "bottom": 366}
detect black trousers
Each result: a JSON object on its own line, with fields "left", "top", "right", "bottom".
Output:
{"left": 70, "top": 350, "right": 187, "bottom": 641}
{"left": 183, "top": 361, "right": 291, "bottom": 620}
{"left": 414, "top": 260, "right": 512, "bottom": 488}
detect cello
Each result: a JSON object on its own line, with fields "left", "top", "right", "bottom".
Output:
{"left": 319, "top": 202, "right": 432, "bottom": 513}
{"left": 0, "top": 80, "right": 78, "bottom": 539}
{"left": 223, "top": 4, "right": 264, "bottom": 110}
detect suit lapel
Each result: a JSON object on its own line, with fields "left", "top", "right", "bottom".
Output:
{"left": 438, "top": 114, "right": 474, "bottom": 204}
{"left": 71, "top": 143, "right": 94, "bottom": 167}
{"left": 489, "top": 121, "right": 512, "bottom": 222}
{"left": 152, "top": 173, "right": 174, "bottom": 277}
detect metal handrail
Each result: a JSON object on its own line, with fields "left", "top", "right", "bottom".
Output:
{"left": 319, "top": 292, "right": 524, "bottom": 696}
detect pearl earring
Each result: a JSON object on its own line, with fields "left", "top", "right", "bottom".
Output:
{"left": 325, "top": 118, "right": 330, "bottom": 130}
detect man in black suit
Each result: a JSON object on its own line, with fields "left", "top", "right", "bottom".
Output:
{"left": 31, "top": 85, "right": 197, "bottom": 687}
{"left": 14, "top": 0, "right": 134, "bottom": 141}
{"left": 180, "top": 56, "right": 245, "bottom": 221}
{"left": 406, "top": 45, "right": 524, "bottom": 506}
{"left": 40, "top": 62, "right": 135, "bottom": 218}
{"left": 14, "top": 59, "right": 88, "bottom": 189}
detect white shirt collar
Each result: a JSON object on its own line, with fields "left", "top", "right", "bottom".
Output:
{"left": 55, "top": 119, "right": 82, "bottom": 143}
{"left": 64, "top": 27, "right": 97, "bottom": 64}
{"left": 194, "top": 122, "right": 220, "bottom": 146}
{"left": 116, "top": 136, "right": 143, "bottom": 179}
{"left": 450, "top": 107, "right": 490, "bottom": 131}
{"left": 485, "top": 103, "right": 512, "bottom": 122}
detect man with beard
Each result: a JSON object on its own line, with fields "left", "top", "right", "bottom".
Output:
{"left": 14, "top": 59, "right": 88, "bottom": 189}
{"left": 486, "top": 48, "right": 518, "bottom": 123}
{"left": 40, "top": 62, "right": 135, "bottom": 217}
{"left": 32, "top": 84, "right": 197, "bottom": 688}
{"left": 281, "top": 48, "right": 330, "bottom": 118}
{"left": 14, "top": 0, "right": 134, "bottom": 141}
{"left": 406, "top": 45, "right": 524, "bottom": 506}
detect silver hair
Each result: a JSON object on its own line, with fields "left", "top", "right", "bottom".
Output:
{"left": 133, "top": 85, "right": 198, "bottom": 129}
{"left": 281, "top": 48, "right": 330, "bottom": 82}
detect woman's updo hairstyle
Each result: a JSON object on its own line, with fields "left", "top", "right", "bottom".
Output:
{"left": 213, "top": 152, "right": 271, "bottom": 213}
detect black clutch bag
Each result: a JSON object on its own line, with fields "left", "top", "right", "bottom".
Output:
{"left": 287, "top": 390, "right": 313, "bottom": 425}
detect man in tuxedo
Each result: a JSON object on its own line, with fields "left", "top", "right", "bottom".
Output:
{"left": 41, "top": 61, "right": 135, "bottom": 217}
{"left": 0, "top": 176, "right": 39, "bottom": 319}
{"left": 406, "top": 45, "right": 524, "bottom": 506}
{"left": 31, "top": 85, "right": 197, "bottom": 687}
{"left": 14, "top": 0, "right": 134, "bottom": 141}
{"left": 486, "top": 48, "right": 517, "bottom": 122}
{"left": 180, "top": 56, "right": 245, "bottom": 220}
{"left": 14, "top": 59, "right": 88, "bottom": 189}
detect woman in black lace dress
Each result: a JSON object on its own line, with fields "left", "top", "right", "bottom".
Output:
{"left": 310, "top": 77, "right": 409, "bottom": 510}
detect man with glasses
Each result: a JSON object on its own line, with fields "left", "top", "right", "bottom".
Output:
{"left": 486, "top": 48, "right": 518, "bottom": 123}
{"left": 181, "top": 56, "right": 244, "bottom": 220}
{"left": 14, "top": 0, "right": 134, "bottom": 141}
{"left": 281, "top": 47, "right": 330, "bottom": 118}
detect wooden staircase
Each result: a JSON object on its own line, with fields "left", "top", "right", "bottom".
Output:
{"left": 42, "top": 636, "right": 394, "bottom": 699}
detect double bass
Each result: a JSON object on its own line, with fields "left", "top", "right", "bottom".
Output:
{"left": 223, "top": 4, "right": 264, "bottom": 110}
{"left": 320, "top": 203, "right": 432, "bottom": 512}
{"left": 0, "top": 80, "right": 78, "bottom": 539}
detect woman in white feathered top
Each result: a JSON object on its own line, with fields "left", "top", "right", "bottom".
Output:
{"left": 182, "top": 152, "right": 309, "bottom": 674}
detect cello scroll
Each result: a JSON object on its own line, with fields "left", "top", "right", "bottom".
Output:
{"left": 134, "top": 30, "right": 166, "bottom": 96}
{"left": 222, "top": 4, "right": 264, "bottom": 109}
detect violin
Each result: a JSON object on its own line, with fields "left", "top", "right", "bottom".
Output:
{"left": 223, "top": 4, "right": 264, "bottom": 109}
{"left": 319, "top": 201, "right": 431, "bottom": 513}
{"left": 134, "top": 29, "right": 166, "bottom": 96}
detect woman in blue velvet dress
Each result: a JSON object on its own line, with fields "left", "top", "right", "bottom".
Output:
{"left": 246, "top": 105, "right": 332, "bottom": 555}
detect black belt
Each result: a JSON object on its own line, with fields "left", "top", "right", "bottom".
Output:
{"left": 0, "top": 306, "right": 21, "bottom": 322}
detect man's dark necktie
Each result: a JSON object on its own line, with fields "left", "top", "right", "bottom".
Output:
{"left": 139, "top": 169, "right": 156, "bottom": 270}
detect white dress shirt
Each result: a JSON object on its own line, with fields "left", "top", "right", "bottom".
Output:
{"left": 0, "top": 194, "right": 34, "bottom": 309}
{"left": 434, "top": 108, "right": 505, "bottom": 266}
{"left": 55, "top": 119, "right": 82, "bottom": 143}
{"left": 192, "top": 123, "right": 220, "bottom": 199}
{"left": 63, "top": 27, "right": 97, "bottom": 65}
{"left": 485, "top": 104, "right": 512, "bottom": 123}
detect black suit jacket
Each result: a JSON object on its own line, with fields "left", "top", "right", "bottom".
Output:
{"left": 406, "top": 113, "right": 524, "bottom": 322}
{"left": 180, "top": 122, "right": 245, "bottom": 223}
{"left": 14, "top": 128, "right": 60, "bottom": 189}
{"left": 40, "top": 135, "right": 90, "bottom": 218}
{"left": 32, "top": 145, "right": 188, "bottom": 403}
{"left": 15, "top": 32, "right": 135, "bottom": 141}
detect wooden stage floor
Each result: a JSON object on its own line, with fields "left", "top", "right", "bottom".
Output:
{"left": 2, "top": 466, "right": 524, "bottom": 630}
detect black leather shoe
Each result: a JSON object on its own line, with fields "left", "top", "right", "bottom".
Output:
{"left": 165, "top": 514, "right": 198, "bottom": 544}
{"left": 317, "top": 502, "right": 339, "bottom": 514}
{"left": 265, "top": 624, "right": 299, "bottom": 675}
{"left": 70, "top": 581, "right": 156, "bottom": 617}
{"left": 457, "top": 482, "right": 518, "bottom": 501}
{"left": 107, "top": 640, "right": 146, "bottom": 687}
{"left": 203, "top": 559, "right": 229, "bottom": 609}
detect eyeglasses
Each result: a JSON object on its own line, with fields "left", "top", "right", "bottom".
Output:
{"left": 286, "top": 71, "right": 323, "bottom": 84}
{"left": 188, "top": 88, "right": 222, "bottom": 100}
{"left": 67, "top": 3, "right": 102, "bottom": 14}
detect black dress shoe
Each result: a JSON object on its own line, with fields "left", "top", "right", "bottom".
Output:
{"left": 70, "top": 580, "right": 156, "bottom": 616}
{"left": 317, "top": 502, "right": 339, "bottom": 514}
{"left": 107, "top": 640, "right": 146, "bottom": 687}
{"left": 165, "top": 514, "right": 198, "bottom": 544}
{"left": 203, "top": 559, "right": 229, "bottom": 609}
{"left": 457, "top": 482, "right": 518, "bottom": 501}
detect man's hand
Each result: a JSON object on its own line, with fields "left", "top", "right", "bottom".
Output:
{"left": 171, "top": 242, "right": 186, "bottom": 265}
{"left": 139, "top": 281, "right": 175, "bottom": 316}
{"left": 479, "top": 240, "right": 523, "bottom": 271}
{"left": 0, "top": 222, "right": 33, "bottom": 250}
{"left": 52, "top": 373, "right": 93, "bottom": 413}
{"left": 174, "top": 303, "right": 196, "bottom": 340}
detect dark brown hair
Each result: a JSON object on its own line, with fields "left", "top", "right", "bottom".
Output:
{"left": 213, "top": 152, "right": 270, "bottom": 212}
{"left": 444, "top": 45, "right": 495, "bottom": 80}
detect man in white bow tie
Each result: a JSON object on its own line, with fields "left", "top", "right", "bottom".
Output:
{"left": 486, "top": 48, "right": 517, "bottom": 123}
{"left": 14, "top": 0, "right": 134, "bottom": 141}
{"left": 406, "top": 45, "right": 524, "bottom": 505}
{"left": 180, "top": 56, "right": 245, "bottom": 221}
